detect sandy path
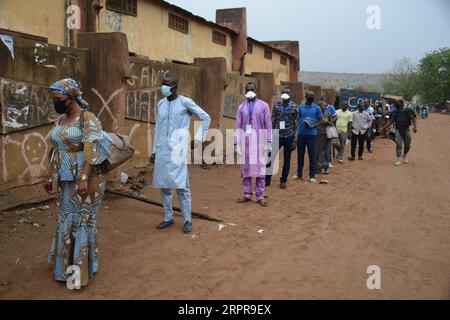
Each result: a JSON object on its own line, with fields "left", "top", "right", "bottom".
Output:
{"left": 1, "top": 113, "right": 449, "bottom": 300}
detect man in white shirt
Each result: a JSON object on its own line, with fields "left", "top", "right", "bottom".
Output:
{"left": 349, "top": 101, "right": 372, "bottom": 161}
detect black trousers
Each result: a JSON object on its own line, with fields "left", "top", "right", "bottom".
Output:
{"left": 366, "top": 127, "right": 373, "bottom": 151}
{"left": 266, "top": 136, "right": 294, "bottom": 184}
{"left": 351, "top": 132, "right": 367, "bottom": 158}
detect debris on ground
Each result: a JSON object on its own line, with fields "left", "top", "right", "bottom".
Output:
{"left": 257, "top": 228, "right": 266, "bottom": 234}
{"left": 218, "top": 224, "right": 226, "bottom": 231}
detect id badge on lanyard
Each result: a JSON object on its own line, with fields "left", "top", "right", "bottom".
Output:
{"left": 246, "top": 124, "right": 253, "bottom": 135}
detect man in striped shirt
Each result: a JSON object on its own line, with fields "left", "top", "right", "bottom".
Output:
{"left": 265, "top": 87, "right": 299, "bottom": 189}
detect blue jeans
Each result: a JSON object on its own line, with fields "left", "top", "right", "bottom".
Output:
{"left": 297, "top": 135, "right": 317, "bottom": 179}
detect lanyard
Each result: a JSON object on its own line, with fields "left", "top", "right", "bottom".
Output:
{"left": 247, "top": 101, "right": 254, "bottom": 122}
{"left": 280, "top": 102, "right": 289, "bottom": 115}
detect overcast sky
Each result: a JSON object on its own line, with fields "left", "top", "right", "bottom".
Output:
{"left": 167, "top": 0, "right": 450, "bottom": 74}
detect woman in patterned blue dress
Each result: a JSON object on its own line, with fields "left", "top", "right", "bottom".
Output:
{"left": 316, "top": 101, "right": 332, "bottom": 175}
{"left": 45, "top": 78, "right": 111, "bottom": 288}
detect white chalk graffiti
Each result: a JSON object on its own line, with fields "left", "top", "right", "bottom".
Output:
{"left": 127, "top": 63, "right": 139, "bottom": 86}
{"left": 5, "top": 106, "right": 29, "bottom": 129}
{"left": 127, "top": 63, "right": 169, "bottom": 88}
{"left": 1, "top": 131, "right": 51, "bottom": 183}
{"left": 0, "top": 78, "right": 55, "bottom": 133}
{"left": 91, "top": 87, "right": 124, "bottom": 131}
{"left": 34, "top": 42, "right": 49, "bottom": 65}
{"left": 128, "top": 123, "right": 141, "bottom": 155}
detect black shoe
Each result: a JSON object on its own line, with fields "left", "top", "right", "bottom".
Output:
{"left": 157, "top": 220, "right": 174, "bottom": 230}
{"left": 348, "top": 157, "right": 355, "bottom": 161}
{"left": 183, "top": 222, "right": 193, "bottom": 234}
{"left": 280, "top": 181, "right": 287, "bottom": 189}
{"left": 358, "top": 157, "right": 364, "bottom": 160}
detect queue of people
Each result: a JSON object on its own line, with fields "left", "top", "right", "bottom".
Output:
{"left": 44, "top": 76, "right": 418, "bottom": 289}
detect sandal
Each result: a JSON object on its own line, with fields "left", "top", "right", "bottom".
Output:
{"left": 257, "top": 199, "right": 269, "bottom": 207}
{"left": 237, "top": 197, "right": 252, "bottom": 204}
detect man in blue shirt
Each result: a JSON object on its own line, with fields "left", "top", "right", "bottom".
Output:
{"left": 293, "top": 91, "right": 326, "bottom": 183}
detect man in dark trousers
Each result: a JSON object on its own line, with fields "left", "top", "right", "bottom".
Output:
{"left": 265, "top": 87, "right": 299, "bottom": 189}
{"left": 349, "top": 101, "right": 372, "bottom": 161}
{"left": 382, "top": 99, "right": 418, "bottom": 166}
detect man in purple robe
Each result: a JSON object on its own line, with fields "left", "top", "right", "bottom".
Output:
{"left": 234, "top": 82, "right": 273, "bottom": 207}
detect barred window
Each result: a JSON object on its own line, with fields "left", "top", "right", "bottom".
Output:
{"left": 247, "top": 41, "right": 253, "bottom": 54}
{"left": 169, "top": 13, "right": 189, "bottom": 34}
{"left": 264, "top": 49, "right": 272, "bottom": 60}
{"left": 106, "top": 0, "right": 137, "bottom": 17}
{"left": 212, "top": 31, "right": 226, "bottom": 46}
{"left": 280, "top": 56, "right": 287, "bottom": 66}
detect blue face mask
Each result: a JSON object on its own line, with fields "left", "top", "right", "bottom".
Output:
{"left": 161, "top": 85, "right": 173, "bottom": 97}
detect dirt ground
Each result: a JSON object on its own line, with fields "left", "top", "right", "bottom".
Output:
{"left": 1, "top": 113, "right": 449, "bottom": 300}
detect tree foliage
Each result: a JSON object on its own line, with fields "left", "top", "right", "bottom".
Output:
{"left": 381, "top": 57, "right": 420, "bottom": 101}
{"left": 382, "top": 49, "right": 450, "bottom": 104}
{"left": 418, "top": 48, "right": 450, "bottom": 104}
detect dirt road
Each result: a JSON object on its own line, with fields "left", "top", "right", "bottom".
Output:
{"left": 1, "top": 113, "right": 449, "bottom": 300}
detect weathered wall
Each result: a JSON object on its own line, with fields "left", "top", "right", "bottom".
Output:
{"left": 263, "top": 41, "right": 300, "bottom": 83}
{"left": 245, "top": 42, "right": 289, "bottom": 85}
{"left": 78, "top": 32, "right": 130, "bottom": 132}
{"left": 0, "top": 0, "right": 66, "bottom": 45}
{"left": 0, "top": 37, "right": 90, "bottom": 209}
{"left": 97, "top": 0, "right": 234, "bottom": 72}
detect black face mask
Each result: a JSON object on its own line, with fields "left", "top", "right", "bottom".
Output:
{"left": 54, "top": 99, "right": 71, "bottom": 115}
{"left": 306, "top": 98, "right": 314, "bottom": 104}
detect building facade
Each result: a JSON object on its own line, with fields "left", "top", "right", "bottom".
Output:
{"left": 0, "top": 0, "right": 300, "bottom": 84}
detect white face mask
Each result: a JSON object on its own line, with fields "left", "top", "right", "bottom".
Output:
{"left": 281, "top": 93, "right": 291, "bottom": 101}
{"left": 245, "top": 91, "right": 257, "bottom": 100}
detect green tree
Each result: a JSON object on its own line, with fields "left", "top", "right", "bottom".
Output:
{"left": 418, "top": 48, "right": 450, "bottom": 104}
{"left": 381, "top": 57, "right": 420, "bottom": 101}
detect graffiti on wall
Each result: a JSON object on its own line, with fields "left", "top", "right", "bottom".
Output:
{"left": 0, "top": 114, "right": 145, "bottom": 183}
{"left": 1, "top": 131, "right": 51, "bottom": 183}
{"left": 125, "top": 63, "right": 169, "bottom": 122}
{"left": 0, "top": 78, "right": 56, "bottom": 134}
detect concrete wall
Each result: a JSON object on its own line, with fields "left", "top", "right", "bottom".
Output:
{"left": 0, "top": 0, "right": 66, "bottom": 45}
{"left": 245, "top": 42, "right": 290, "bottom": 85}
{"left": 97, "top": 0, "right": 234, "bottom": 72}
